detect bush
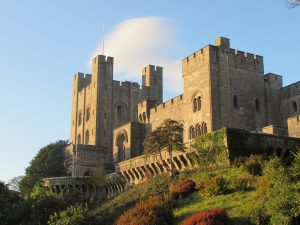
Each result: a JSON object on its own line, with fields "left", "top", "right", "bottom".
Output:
{"left": 115, "top": 196, "right": 173, "bottom": 225}
{"left": 256, "top": 176, "right": 270, "bottom": 198}
{"left": 232, "top": 175, "right": 253, "bottom": 192}
{"left": 262, "top": 156, "right": 300, "bottom": 225}
{"left": 204, "top": 175, "right": 228, "bottom": 196}
{"left": 142, "top": 174, "right": 171, "bottom": 198}
{"left": 179, "top": 208, "right": 229, "bottom": 225}
{"left": 245, "top": 155, "right": 262, "bottom": 176}
{"left": 250, "top": 200, "right": 270, "bottom": 225}
{"left": 171, "top": 179, "right": 196, "bottom": 199}
{"left": 48, "top": 204, "right": 95, "bottom": 225}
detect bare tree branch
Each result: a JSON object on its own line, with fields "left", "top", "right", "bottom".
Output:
{"left": 287, "top": 0, "right": 300, "bottom": 8}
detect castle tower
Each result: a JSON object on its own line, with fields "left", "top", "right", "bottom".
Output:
{"left": 69, "top": 55, "right": 114, "bottom": 166}
{"left": 91, "top": 55, "right": 114, "bottom": 163}
{"left": 210, "top": 37, "right": 267, "bottom": 130}
{"left": 142, "top": 65, "right": 163, "bottom": 104}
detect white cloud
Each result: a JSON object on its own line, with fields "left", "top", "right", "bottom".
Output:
{"left": 91, "top": 17, "right": 183, "bottom": 97}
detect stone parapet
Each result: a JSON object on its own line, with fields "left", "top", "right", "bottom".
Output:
{"left": 43, "top": 172, "right": 128, "bottom": 202}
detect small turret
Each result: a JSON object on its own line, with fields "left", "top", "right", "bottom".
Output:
{"left": 142, "top": 65, "right": 163, "bottom": 104}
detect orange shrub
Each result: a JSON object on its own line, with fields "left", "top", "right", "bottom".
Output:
{"left": 171, "top": 179, "right": 196, "bottom": 199}
{"left": 115, "top": 196, "right": 173, "bottom": 225}
{"left": 256, "top": 176, "right": 270, "bottom": 198}
{"left": 179, "top": 208, "right": 229, "bottom": 225}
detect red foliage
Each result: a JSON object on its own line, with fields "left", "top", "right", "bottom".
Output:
{"left": 171, "top": 179, "right": 196, "bottom": 199}
{"left": 179, "top": 208, "right": 229, "bottom": 225}
{"left": 115, "top": 196, "right": 173, "bottom": 225}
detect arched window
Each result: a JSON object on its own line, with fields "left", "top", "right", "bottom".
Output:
{"left": 196, "top": 124, "right": 201, "bottom": 137}
{"left": 292, "top": 101, "right": 298, "bottom": 112}
{"left": 117, "top": 105, "right": 124, "bottom": 120}
{"left": 233, "top": 95, "right": 239, "bottom": 109}
{"left": 193, "top": 98, "right": 197, "bottom": 112}
{"left": 78, "top": 112, "right": 82, "bottom": 126}
{"left": 143, "top": 112, "right": 147, "bottom": 123}
{"left": 77, "top": 134, "right": 81, "bottom": 144}
{"left": 255, "top": 99, "right": 261, "bottom": 113}
{"left": 189, "top": 126, "right": 195, "bottom": 139}
{"left": 201, "top": 122, "right": 207, "bottom": 135}
{"left": 193, "top": 95, "right": 202, "bottom": 112}
{"left": 86, "top": 107, "right": 90, "bottom": 122}
{"left": 197, "top": 96, "right": 201, "bottom": 111}
{"left": 85, "top": 130, "right": 89, "bottom": 144}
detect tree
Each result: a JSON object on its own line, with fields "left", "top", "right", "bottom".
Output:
{"left": 0, "top": 181, "right": 31, "bottom": 225}
{"left": 88, "top": 167, "right": 106, "bottom": 187}
{"left": 254, "top": 153, "right": 300, "bottom": 225}
{"left": 143, "top": 119, "right": 185, "bottom": 175}
{"left": 7, "top": 176, "right": 24, "bottom": 192}
{"left": 288, "top": 0, "right": 300, "bottom": 8}
{"left": 48, "top": 204, "right": 95, "bottom": 225}
{"left": 19, "top": 140, "right": 68, "bottom": 197}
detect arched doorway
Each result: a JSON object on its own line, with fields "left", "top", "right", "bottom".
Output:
{"left": 117, "top": 132, "right": 127, "bottom": 162}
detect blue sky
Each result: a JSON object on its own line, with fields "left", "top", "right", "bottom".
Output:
{"left": 0, "top": 0, "right": 299, "bottom": 182}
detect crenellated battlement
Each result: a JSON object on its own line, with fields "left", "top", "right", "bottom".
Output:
{"left": 112, "top": 80, "right": 151, "bottom": 92}
{"left": 182, "top": 37, "right": 264, "bottom": 76}
{"left": 142, "top": 64, "right": 163, "bottom": 74}
{"left": 73, "top": 73, "right": 92, "bottom": 92}
{"left": 92, "top": 55, "right": 114, "bottom": 64}
{"left": 149, "top": 94, "right": 184, "bottom": 114}
{"left": 281, "top": 81, "right": 300, "bottom": 99}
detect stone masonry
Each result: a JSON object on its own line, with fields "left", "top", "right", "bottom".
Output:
{"left": 66, "top": 37, "right": 300, "bottom": 176}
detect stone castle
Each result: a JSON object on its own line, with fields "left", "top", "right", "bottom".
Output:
{"left": 65, "top": 37, "right": 300, "bottom": 177}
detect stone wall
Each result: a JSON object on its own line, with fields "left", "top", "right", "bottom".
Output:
{"left": 65, "top": 144, "right": 106, "bottom": 177}
{"left": 210, "top": 37, "right": 267, "bottom": 131}
{"left": 288, "top": 115, "right": 300, "bottom": 138}
{"left": 115, "top": 128, "right": 300, "bottom": 184}
{"left": 112, "top": 122, "right": 145, "bottom": 163}
{"left": 280, "top": 82, "right": 300, "bottom": 128}
{"left": 70, "top": 55, "right": 163, "bottom": 165}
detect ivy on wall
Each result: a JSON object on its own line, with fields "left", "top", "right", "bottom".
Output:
{"left": 226, "top": 128, "right": 263, "bottom": 161}
{"left": 192, "top": 128, "right": 300, "bottom": 166}
{"left": 192, "top": 128, "right": 229, "bottom": 167}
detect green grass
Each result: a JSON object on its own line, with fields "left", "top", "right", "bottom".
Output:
{"left": 173, "top": 190, "right": 256, "bottom": 225}
{"left": 90, "top": 174, "right": 170, "bottom": 225}
{"left": 173, "top": 166, "right": 257, "bottom": 224}
{"left": 91, "top": 166, "right": 258, "bottom": 225}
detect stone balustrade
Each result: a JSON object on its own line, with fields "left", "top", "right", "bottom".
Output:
{"left": 43, "top": 172, "right": 128, "bottom": 202}
{"left": 115, "top": 148, "right": 197, "bottom": 184}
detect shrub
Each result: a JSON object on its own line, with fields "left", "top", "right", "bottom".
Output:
{"left": 115, "top": 196, "right": 173, "bottom": 225}
{"left": 256, "top": 176, "right": 270, "bottom": 198}
{"left": 250, "top": 200, "right": 270, "bottom": 225}
{"left": 171, "top": 179, "right": 196, "bottom": 199}
{"left": 204, "top": 175, "right": 228, "bottom": 196}
{"left": 48, "top": 204, "right": 95, "bottom": 225}
{"left": 232, "top": 175, "right": 253, "bottom": 192}
{"left": 233, "top": 156, "right": 247, "bottom": 168}
{"left": 142, "top": 174, "right": 171, "bottom": 198}
{"left": 179, "top": 208, "right": 229, "bottom": 225}
{"left": 193, "top": 129, "right": 229, "bottom": 167}
{"left": 261, "top": 156, "right": 300, "bottom": 225}
{"left": 245, "top": 155, "right": 262, "bottom": 176}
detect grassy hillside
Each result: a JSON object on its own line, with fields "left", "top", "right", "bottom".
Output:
{"left": 91, "top": 165, "right": 259, "bottom": 225}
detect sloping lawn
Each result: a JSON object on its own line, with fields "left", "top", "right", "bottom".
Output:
{"left": 173, "top": 190, "right": 256, "bottom": 225}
